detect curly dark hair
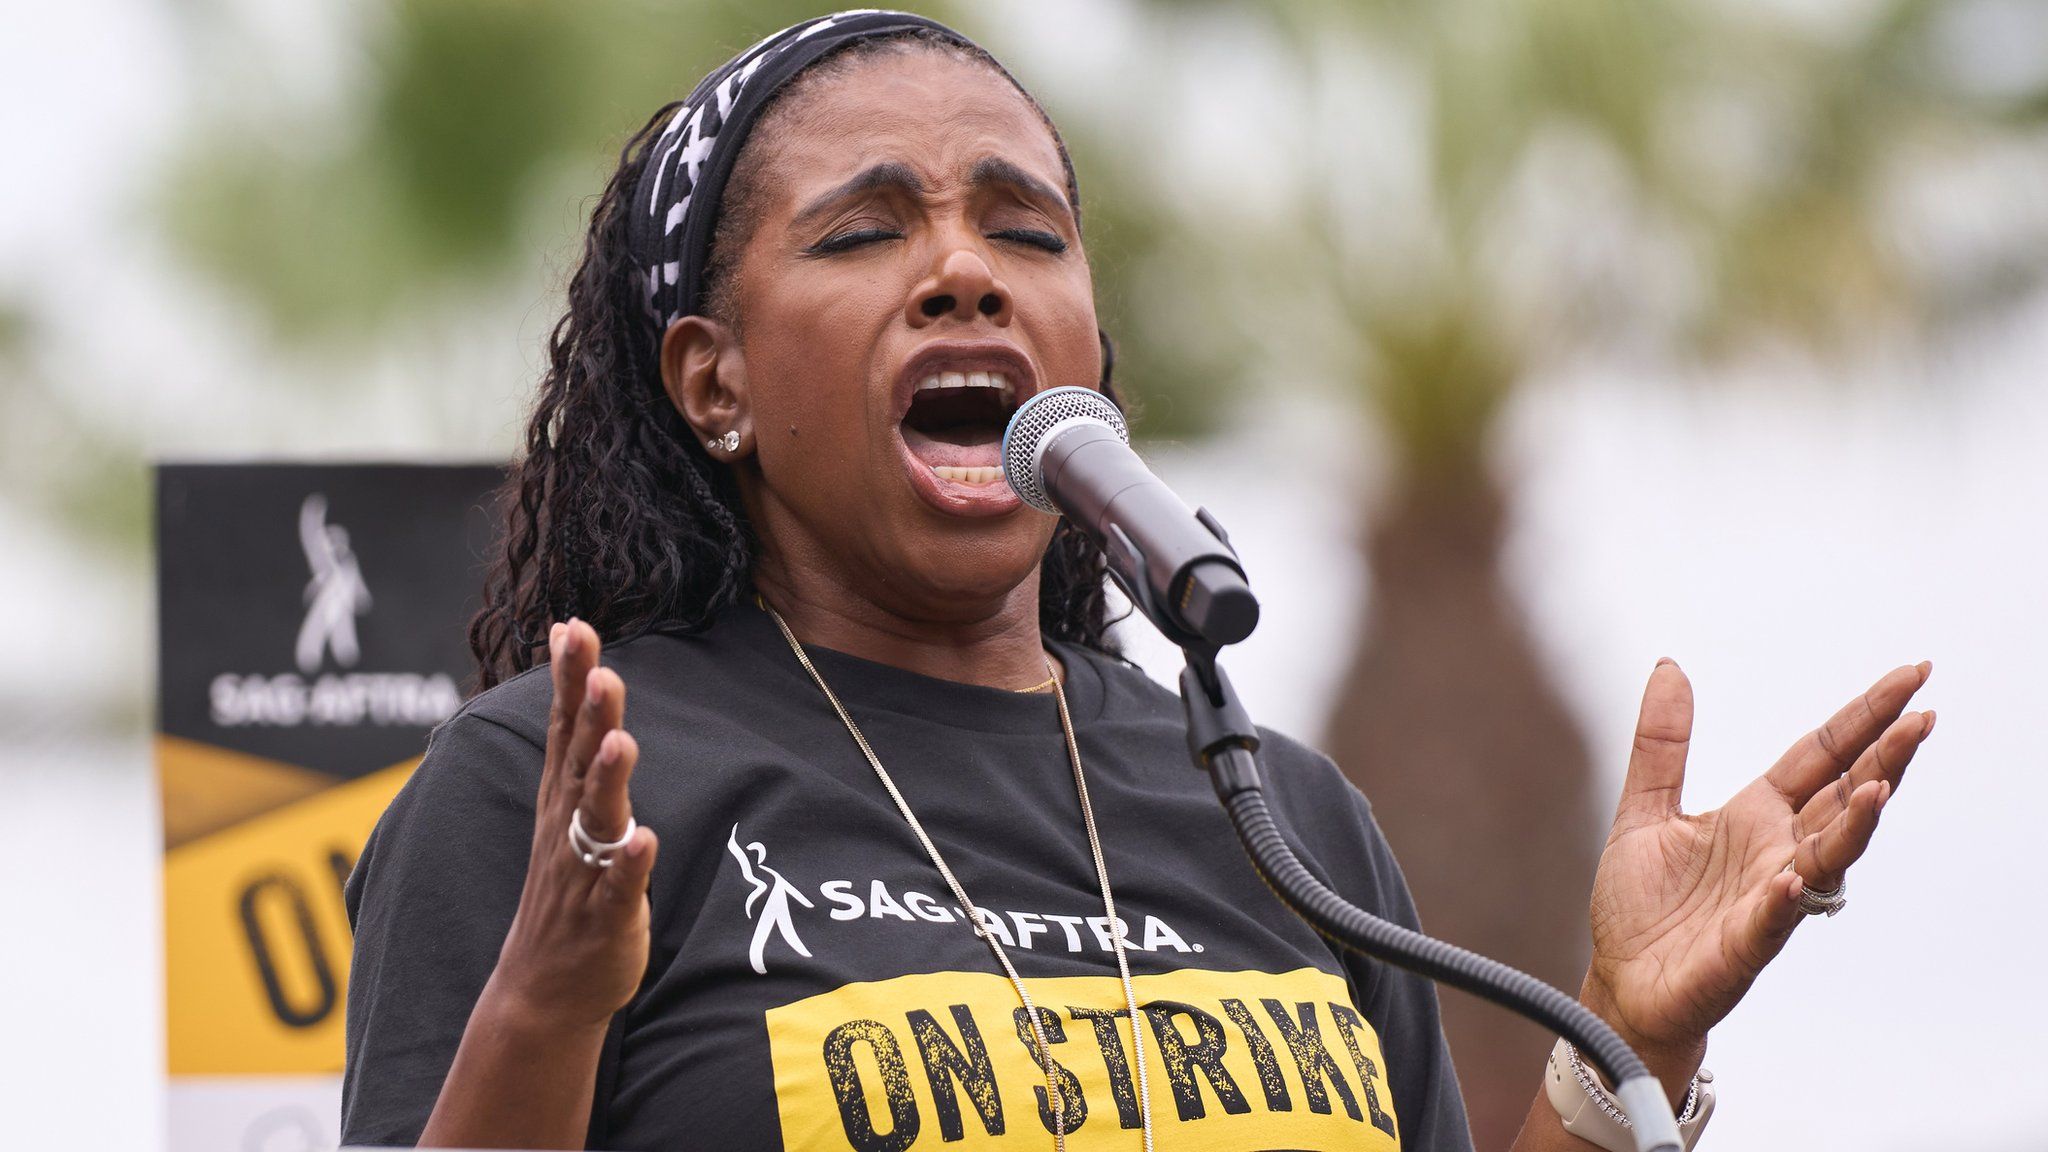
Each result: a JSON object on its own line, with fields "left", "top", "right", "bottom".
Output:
{"left": 468, "top": 31, "right": 1124, "bottom": 691}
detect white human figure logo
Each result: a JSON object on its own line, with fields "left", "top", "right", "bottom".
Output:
{"left": 727, "top": 824, "right": 814, "bottom": 975}
{"left": 295, "top": 494, "right": 372, "bottom": 675}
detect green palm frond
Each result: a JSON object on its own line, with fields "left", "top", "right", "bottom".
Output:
{"left": 160, "top": 0, "right": 886, "bottom": 336}
{"left": 1127, "top": 0, "right": 2048, "bottom": 479}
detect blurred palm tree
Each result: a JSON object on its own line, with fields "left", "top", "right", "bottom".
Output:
{"left": 164, "top": 0, "right": 821, "bottom": 336}
{"left": 1120, "top": 0, "right": 2048, "bottom": 1141}
{"left": 157, "top": 0, "right": 2047, "bottom": 1142}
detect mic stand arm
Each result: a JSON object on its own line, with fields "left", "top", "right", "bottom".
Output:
{"left": 1175, "top": 644, "right": 1684, "bottom": 1152}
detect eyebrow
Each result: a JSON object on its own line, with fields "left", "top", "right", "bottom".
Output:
{"left": 791, "top": 162, "right": 929, "bottom": 229}
{"left": 967, "top": 155, "right": 1073, "bottom": 224}
{"left": 789, "top": 156, "right": 1074, "bottom": 231}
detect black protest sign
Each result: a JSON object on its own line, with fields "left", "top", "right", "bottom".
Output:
{"left": 157, "top": 462, "right": 500, "bottom": 1084}
{"left": 157, "top": 463, "right": 501, "bottom": 780}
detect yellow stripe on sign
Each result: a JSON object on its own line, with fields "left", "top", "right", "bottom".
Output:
{"left": 767, "top": 966, "right": 1402, "bottom": 1151}
{"left": 157, "top": 735, "right": 341, "bottom": 849}
{"left": 164, "top": 756, "right": 416, "bottom": 1075}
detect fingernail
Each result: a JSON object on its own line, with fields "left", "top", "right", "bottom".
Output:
{"left": 1655, "top": 656, "right": 1676, "bottom": 669}
{"left": 596, "top": 731, "right": 617, "bottom": 766}
{"left": 1922, "top": 710, "right": 1936, "bottom": 736}
{"left": 562, "top": 623, "right": 581, "bottom": 655}
{"left": 585, "top": 671, "right": 605, "bottom": 704}
{"left": 1917, "top": 660, "right": 1932, "bottom": 680}
{"left": 1877, "top": 780, "right": 1892, "bottom": 810}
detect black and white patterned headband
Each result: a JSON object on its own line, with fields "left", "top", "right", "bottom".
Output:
{"left": 627, "top": 9, "right": 985, "bottom": 337}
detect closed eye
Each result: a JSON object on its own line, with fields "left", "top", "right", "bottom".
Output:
{"left": 804, "top": 227, "right": 903, "bottom": 255}
{"left": 988, "top": 228, "right": 1068, "bottom": 254}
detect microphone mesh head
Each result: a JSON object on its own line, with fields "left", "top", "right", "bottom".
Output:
{"left": 1002, "top": 387, "right": 1129, "bottom": 514}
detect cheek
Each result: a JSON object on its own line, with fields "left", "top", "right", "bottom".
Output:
{"left": 1025, "top": 266, "right": 1102, "bottom": 387}
{"left": 739, "top": 278, "right": 900, "bottom": 475}
{"left": 749, "top": 372, "right": 878, "bottom": 486}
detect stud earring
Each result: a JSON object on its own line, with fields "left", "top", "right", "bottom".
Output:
{"left": 707, "top": 430, "right": 740, "bottom": 453}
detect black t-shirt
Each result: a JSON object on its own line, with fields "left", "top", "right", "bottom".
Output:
{"left": 341, "top": 602, "right": 1472, "bottom": 1151}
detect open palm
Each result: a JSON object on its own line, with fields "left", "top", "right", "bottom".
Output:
{"left": 1580, "top": 660, "right": 1934, "bottom": 1058}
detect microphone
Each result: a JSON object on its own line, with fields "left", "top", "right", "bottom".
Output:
{"left": 1002, "top": 387, "right": 1260, "bottom": 648}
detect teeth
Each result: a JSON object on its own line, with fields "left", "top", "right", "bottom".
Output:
{"left": 914, "top": 371, "right": 1014, "bottom": 393}
{"left": 932, "top": 465, "right": 1004, "bottom": 485}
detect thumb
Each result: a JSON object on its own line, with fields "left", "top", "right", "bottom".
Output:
{"left": 1616, "top": 658, "right": 1693, "bottom": 832}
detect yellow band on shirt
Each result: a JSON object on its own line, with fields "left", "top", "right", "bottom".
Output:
{"left": 767, "top": 965, "right": 1402, "bottom": 1151}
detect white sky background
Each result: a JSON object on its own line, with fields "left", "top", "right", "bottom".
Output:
{"left": 3, "top": 1, "right": 2046, "bottom": 1149}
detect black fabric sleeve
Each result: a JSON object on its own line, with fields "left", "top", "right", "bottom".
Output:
{"left": 1345, "top": 801, "right": 1477, "bottom": 1152}
{"left": 339, "top": 711, "right": 545, "bottom": 1147}
{"left": 1258, "top": 731, "right": 1477, "bottom": 1152}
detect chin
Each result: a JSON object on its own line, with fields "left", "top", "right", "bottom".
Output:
{"left": 888, "top": 525, "right": 1051, "bottom": 614}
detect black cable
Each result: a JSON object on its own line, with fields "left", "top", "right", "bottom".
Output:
{"left": 1147, "top": 557, "right": 1678, "bottom": 1147}
{"left": 1211, "top": 749, "right": 1649, "bottom": 1091}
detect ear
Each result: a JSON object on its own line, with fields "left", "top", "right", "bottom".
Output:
{"left": 660, "top": 315, "right": 752, "bottom": 456}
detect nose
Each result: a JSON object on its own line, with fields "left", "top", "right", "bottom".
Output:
{"left": 907, "top": 245, "right": 1013, "bottom": 327}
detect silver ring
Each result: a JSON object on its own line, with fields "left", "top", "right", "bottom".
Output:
{"left": 1789, "top": 866, "right": 1847, "bottom": 917}
{"left": 569, "top": 808, "right": 637, "bottom": 869}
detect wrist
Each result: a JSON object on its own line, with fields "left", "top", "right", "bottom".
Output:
{"left": 479, "top": 971, "right": 616, "bottom": 1044}
{"left": 1577, "top": 975, "right": 1707, "bottom": 1107}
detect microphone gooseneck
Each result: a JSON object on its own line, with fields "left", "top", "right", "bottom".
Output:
{"left": 1004, "top": 387, "right": 1682, "bottom": 1151}
{"left": 1186, "top": 668, "right": 1683, "bottom": 1152}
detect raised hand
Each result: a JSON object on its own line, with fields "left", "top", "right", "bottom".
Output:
{"left": 419, "top": 619, "right": 660, "bottom": 1148}
{"left": 491, "top": 618, "right": 660, "bottom": 1029}
{"left": 1578, "top": 659, "right": 1934, "bottom": 1078}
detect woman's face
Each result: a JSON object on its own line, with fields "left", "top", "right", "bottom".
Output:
{"left": 673, "top": 49, "right": 1100, "bottom": 622}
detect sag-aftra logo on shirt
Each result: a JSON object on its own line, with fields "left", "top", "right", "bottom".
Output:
{"left": 725, "top": 827, "right": 1404, "bottom": 1151}
{"left": 726, "top": 824, "right": 1210, "bottom": 978}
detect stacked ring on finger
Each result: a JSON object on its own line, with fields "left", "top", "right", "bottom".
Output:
{"left": 1782, "top": 861, "right": 1848, "bottom": 917}
{"left": 569, "top": 808, "right": 638, "bottom": 869}
{"left": 1797, "top": 876, "right": 1847, "bottom": 917}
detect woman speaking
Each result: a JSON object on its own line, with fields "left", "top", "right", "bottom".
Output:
{"left": 340, "top": 12, "right": 1933, "bottom": 1151}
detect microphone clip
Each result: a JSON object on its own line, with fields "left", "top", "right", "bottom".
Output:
{"left": 1102, "top": 504, "right": 1251, "bottom": 659}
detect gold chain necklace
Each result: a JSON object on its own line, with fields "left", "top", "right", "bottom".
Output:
{"left": 763, "top": 605, "right": 1155, "bottom": 1152}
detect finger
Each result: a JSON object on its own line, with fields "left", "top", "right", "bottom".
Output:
{"left": 1793, "top": 778, "right": 1890, "bottom": 890}
{"left": 561, "top": 663, "right": 627, "bottom": 801}
{"left": 1731, "top": 868, "right": 1808, "bottom": 973}
{"left": 598, "top": 825, "right": 659, "bottom": 908}
{"left": 547, "top": 620, "right": 599, "bottom": 748}
{"left": 1798, "top": 710, "right": 1929, "bottom": 837}
{"left": 578, "top": 728, "right": 639, "bottom": 846}
{"left": 1614, "top": 660, "right": 1693, "bottom": 831}
{"left": 1765, "top": 662, "right": 1930, "bottom": 807}
{"left": 541, "top": 618, "right": 599, "bottom": 810}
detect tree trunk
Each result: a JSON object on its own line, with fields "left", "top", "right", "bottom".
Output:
{"left": 1321, "top": 475, "right": 1603, "bottom": 1150}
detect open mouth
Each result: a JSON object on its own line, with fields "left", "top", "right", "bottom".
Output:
{"left": 899, "top": 369, "right": 1021, "bottom": 488}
